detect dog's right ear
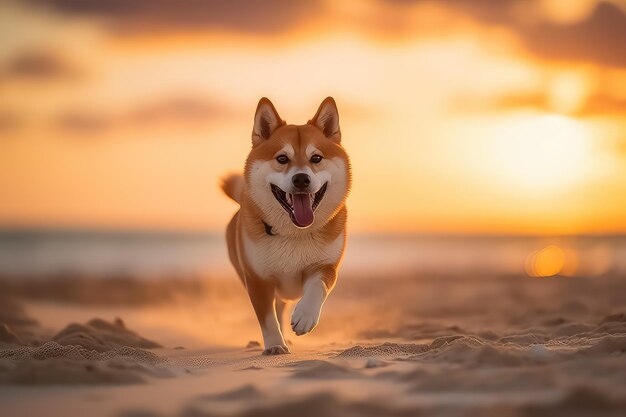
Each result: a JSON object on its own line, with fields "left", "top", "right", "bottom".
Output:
{"left": 252, "top": 97, "right": 284, "bottom": 146}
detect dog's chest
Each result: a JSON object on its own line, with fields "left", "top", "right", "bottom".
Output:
{"left": 242, "top": 231, "right": 343, "bottom": 298}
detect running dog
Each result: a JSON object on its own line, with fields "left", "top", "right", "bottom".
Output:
{"left": 221, "top": 97, "right": 351, "bottom": 354}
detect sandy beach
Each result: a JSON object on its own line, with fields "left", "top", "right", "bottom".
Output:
{"left": 1, "top": 267, "right": 625, "bottom": 417}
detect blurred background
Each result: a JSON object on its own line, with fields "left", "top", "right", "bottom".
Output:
{"left": 3, "top": 5, "right": 626, "bottom": 414}
{"left": 1, "top": 0, "right": 626, "bottom": 299}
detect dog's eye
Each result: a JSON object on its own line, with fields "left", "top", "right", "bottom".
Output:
{"left": 276, "top": 155, "right": 289, "bottom": 164}
{"left": 310, "top": 155, "right": 323, "bottom": 164}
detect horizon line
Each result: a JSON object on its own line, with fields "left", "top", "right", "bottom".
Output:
{"left": 0, "top": 225, "right": 625, "bottom": 240}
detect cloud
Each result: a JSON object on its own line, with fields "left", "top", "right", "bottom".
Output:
{"left": 452, "top": 91, "right": 626, "bottom": 117}
{"left": 2, "top": 50, "right": 80, "bottom": 81}
{"left": 55, "top": 95, "right": 377, "bottom": 136}
{"left": 382, "top": 1, "right": 626, "bottom": 68}
{"left": 25, "top": 0, "right": 626, "bottom": 67}
{"left": 55, "top": 95, "right": 236, "bottom": 135}
{"left": 56, "top": 111, "right": 113, "bottom": 135}
{"left": 28, "top": 0, "right": 322, "bottom": 34}
{"left": 517, "top": 2, "right": 626, "bottom": 68}
{"left": 129, "top": 96, "right": 231, "bottom": 125}
{"left": 581, "top": 94, "right": 626, "bottom": 116}
{"left": 0, "top": 111, "right": 22, "bottom": 133}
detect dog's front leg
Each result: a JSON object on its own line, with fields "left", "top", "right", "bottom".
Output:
{"left": 245, "top": 274, "right": 289, "bottom": 355}
{"left": 291, "top": 265, "right": 337, "bottom": 336}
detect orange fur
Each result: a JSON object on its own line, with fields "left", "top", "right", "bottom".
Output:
{"left": 221, "top": 174, "right": 244, "bottom": 204}
{"left": 222, "top": 97, "right": 351, "bottom": 354}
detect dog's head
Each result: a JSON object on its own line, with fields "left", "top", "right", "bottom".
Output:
{"left": 245, "top": 97, "right": 351, "bottom": 230}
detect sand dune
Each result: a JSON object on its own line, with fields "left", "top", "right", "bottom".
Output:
{"left": 53, "top": 318, "right": 161, "bottom": 352}
{"left": 0, "top": 272, "right": 624, "bottom": 416}
{"left": 0, "top": 316, "right": 171, "bottom": 385}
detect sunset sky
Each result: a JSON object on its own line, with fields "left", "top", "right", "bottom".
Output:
{"left": 1, "top": 0, "right": 625, "bottom": 234}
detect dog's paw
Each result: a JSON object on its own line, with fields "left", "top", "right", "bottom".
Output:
{"left": 262, "top": 344, "right": 290, "bottom": 355}
{"left": 291, "top": 300, "right": 321, "bottom": 336}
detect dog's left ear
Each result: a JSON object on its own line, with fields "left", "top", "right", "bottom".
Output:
{"left": 309, "top": 97, "right": 341, "bottom": 143}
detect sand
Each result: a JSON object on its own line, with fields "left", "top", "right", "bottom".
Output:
{"left": 0, "top": 272, "right": 625, "bottom": 417}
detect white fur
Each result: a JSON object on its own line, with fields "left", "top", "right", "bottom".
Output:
{"left": 247, "top": 156, "right": 348, "bottom": 237}
{"left": 305, "top": 144, "right": 320, "bottom": 158}
{"left": 243, "top": 230, "right": 344, "bottom": 300}
{"left": 261, "top": 311, "right": 287, "bottom": 351}
{"left": 291, "top": 276, "right": 327, "bottom": 335}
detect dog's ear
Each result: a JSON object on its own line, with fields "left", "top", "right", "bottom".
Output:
{"left": 309, "top": 97, "right": 341, "bottom": 143}
{"left": 252, "top": 97, "right": 284, "bottom": 146}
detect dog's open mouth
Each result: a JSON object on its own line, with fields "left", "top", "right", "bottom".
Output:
{"left": 270, "top": 182, "right": 328, "bottom": 228}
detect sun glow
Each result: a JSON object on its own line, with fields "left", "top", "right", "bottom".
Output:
{"left": 548, "top": 72, "right": 591, "bottom": 114}
{"left": 489, "top": 114, "right": 592, "bottom": 190}
{"left": 1, "top": 1, "right": 626, "bottom": 235}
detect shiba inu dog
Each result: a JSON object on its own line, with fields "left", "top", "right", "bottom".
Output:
{"left": 221, "top": 97, "right": 351, "bottom": 354}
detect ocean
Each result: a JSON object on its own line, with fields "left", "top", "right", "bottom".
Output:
{"left": 0, "top": 229, "right": 624, "bottom": 279}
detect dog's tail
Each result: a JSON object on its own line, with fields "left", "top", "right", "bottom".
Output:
{"left": 221, "top": 173, "right": 244, "bottom": 205}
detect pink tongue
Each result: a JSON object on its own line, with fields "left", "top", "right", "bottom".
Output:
{"left": 292, "top": 194, "right": 314, "bottom": 227}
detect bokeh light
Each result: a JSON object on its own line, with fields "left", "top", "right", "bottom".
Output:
{"left": 526, "top": 245, "right": 566, "bottom": 277}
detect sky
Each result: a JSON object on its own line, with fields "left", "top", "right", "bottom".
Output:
{"left": 0, "top": 0, "right": 625, "bottom": 235}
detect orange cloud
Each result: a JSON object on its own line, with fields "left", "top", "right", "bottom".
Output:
{"left": 26, "top": 0, "right": 626, "bottom": 69}
{"left": 27, "top": 0, "right": 323, "bottom": 34}
{"left": 1, "top": 49, "right": 81, "bottom": 81}
{"left": 454, "top": 91, "right": 626, "bottom": 117}
{"left": 54, "top": 95, "right": 238, "bottom": 135}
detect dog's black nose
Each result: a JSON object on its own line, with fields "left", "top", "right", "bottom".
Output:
{"left": 292, "top": 173, "right": 311, "bottom": 190}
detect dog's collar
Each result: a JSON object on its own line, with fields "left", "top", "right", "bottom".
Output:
{"left": 262, "top": 221, "right": 276, "bottom": 236}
